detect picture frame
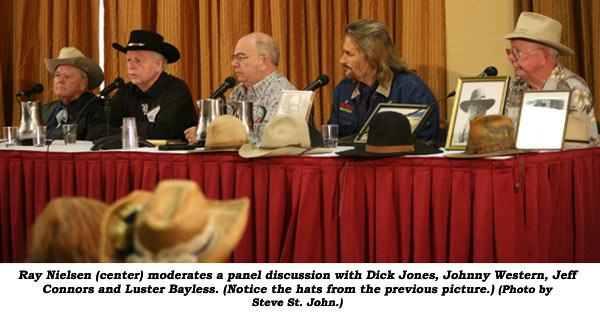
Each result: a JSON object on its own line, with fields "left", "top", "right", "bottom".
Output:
{"left": 274, "top": 90, "right": 314, "bottom": 120}
{"left": 354, "top": 103, "right": 431, "bottom": 143}
{"left": 515, "top": 90, "right": 571, "bottom": 150}
{"left": 445, "top": 76, "right": 510, "bottom": 150}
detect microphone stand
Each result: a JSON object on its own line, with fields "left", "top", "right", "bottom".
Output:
{"left": 104, "top": 97, "right": 111, "bottom": 137}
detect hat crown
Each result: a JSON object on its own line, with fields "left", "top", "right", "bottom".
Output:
{"left": 465, "top": 115, "right": 515, "bottom": 154}
{"left": 205, "top": 115, "right": 249, "bottom": 148}
{"left": 57, "top": 47, "right": 87, "bottom": 59}
{"left": 366, "top": 112, "right": 412, "bottom": 147}
{"left": 261, "top": 115, "right": 310, "bottom": 148}
{"left": 135, "top": 181, "right": 210, "bottom": 254}
{"left": 513, "top": 12, "right": 563, "bottom": 44}
{"left": 469, "top": 88, "right": 487, "bottom": 100}
{"left": 128, "top": 30, "right": 165, "bottom": 44}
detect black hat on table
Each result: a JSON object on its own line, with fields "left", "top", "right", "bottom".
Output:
{"left": 337, "top": 111, "right": 441, "bottom": 157}
{"left": 113, "top": 30, "right": 180, "bottom": 63}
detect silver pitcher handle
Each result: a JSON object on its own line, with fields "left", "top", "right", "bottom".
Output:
{"left": 224, "top": 103, "right": 236, "bottom": 116}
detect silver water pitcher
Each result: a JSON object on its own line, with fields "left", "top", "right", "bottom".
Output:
{"left": 227, "top": 101, "right": 266, "bottom": 135}
{"left": 17, "top": 101, "right": 44, "bottom": 143}
{"left": 195, "top": 98, "right": 225, "bottom": 141}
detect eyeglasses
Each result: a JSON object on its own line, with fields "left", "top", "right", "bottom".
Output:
{"left": 505, "top": 48, "right": 541, "bottom": 61}
{"left": 231, "top": 53, "right": 263, "bottom": 62}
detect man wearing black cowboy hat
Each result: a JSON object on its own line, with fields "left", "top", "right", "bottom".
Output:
{"left": 88, "top": 30, "right": 197, "bottom": 141}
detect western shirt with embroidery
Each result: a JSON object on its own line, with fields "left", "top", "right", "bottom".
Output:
{"left": 229, "top": 71, "right": 296, "bottom": 123}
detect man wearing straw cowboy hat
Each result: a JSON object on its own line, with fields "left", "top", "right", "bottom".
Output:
{"left": 503, "top": 12, "right": 598, "bottom": 144}
{"left": 455, "top": 88, "right": 495, "bottom": 144}
{"left": 88, "top": 30, "right": 197, "bottom": 141}
{"left": 42, "top": 46, "right": 104, "bottom": 140}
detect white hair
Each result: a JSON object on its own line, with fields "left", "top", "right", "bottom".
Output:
{"left": 151, "top": 51, "right": 168, "bottom": 71}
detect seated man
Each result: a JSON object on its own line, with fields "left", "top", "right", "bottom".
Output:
{"left": 184, "top": 32, "right": 295, "bottom": 144}
{"left": 88, "top": 30, "right": 197, "bottom": 141}
{"left": 42, "top": 47, "right": 104, "bottom": 140}
{"left": 328, "top": 19, "right": 439, "bottom": 140}
{"left": 503, "top": 12, "right": 598, "bottom": 144}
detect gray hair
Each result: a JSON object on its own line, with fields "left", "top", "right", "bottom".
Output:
{"left": 80, "top": 69, "right": 88, "bottom": 79}
{"left": 255, "top": 36, "right": 280, "bottom": 66}
{"left": 151, "top": 51, "right": 168, "bottom": 71}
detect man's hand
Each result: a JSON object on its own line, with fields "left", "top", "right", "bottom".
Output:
{"left": 184, "top": 126, "right": 198, "bottom": 144}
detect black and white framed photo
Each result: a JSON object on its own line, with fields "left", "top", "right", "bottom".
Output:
{"left": 445, "top": 76, "right": 510, "bottom": 150}
{"left": 516, "top": 90, "right": 571, "bottom": 150}
{"left": 354, "top": 103, "right": 431, "bottom": 143}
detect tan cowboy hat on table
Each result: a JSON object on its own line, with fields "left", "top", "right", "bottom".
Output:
{"left": 190, "top": 115, "right": 249, "bottom": 153}
{"left": 503, "top": 12, "right": 574, "bottom": 56}
{"left": 44, "top": 46, "right": 104, "bottom": 89}
{"left": 239, "top": 114, "right": 332, "bottom": 158}
{"left": 99, "top": 180, "right": 249, "bottom": 263}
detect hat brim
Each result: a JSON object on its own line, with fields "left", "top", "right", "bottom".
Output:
{"left": 337, "top": 142, "right": 441, "bottom": 157}
{"left": 113, "top": 42, "right": 180, "bottom": 63}
{"left": 444, "top": 148, "right": 532, "bottom": 159}
{"left": 239, "top": 144, "right": 332, "bottom": 158}
{"left": 503, "top": 32, "right": 574, "bottom": 56}
{"left": 189, "top": 146, "right": 243, "bottom": 154}
{"left": 44, "top": 56, "right": 104, "bottom": 90}
{"left": 459, "top": 99, "right": 495, "bottom": 112}
{"left": 194, "top": 198, "right": 249, "bottom": 263}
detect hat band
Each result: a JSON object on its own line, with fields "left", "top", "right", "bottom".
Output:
{"left": 467, "top": 143, "right": 511, "bottom": 154}
{"left": 366, "top": 144, "right": 414, "bottom": 154}
{"left": 128, "top": 43, "right": 146, "bottom": 47}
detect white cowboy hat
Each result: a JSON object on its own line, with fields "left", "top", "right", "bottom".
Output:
{"left": 44, "top": 47, "right": 104, "bottom": 89}
{"left": 504, "top": 12, "right": 574, "bottom": 56}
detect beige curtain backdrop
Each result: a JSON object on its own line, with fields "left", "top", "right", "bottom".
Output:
{"left": 0, "top": 0, "right": 598, "bottom": 130}
{"left": 102, "top": 0, "right": 446, "bottom": 128}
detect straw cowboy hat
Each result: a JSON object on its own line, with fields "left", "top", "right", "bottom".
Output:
{"left": 337, "top": 111, "right": 441, "bottom": 157}
{"left": 99, "top": 180, "right": 249, "bottom": 263}
{"left": 238, "top": 114, "right": 332, "bottom": 158}
{"left": 44, "top": 47, "right": 104, "bottom": 90}
{"left": 445, "top": 115, "right": 530, "bottom": 158}
{"left": 190, "top": 115, "right": 249, "bottom": 153}
{"left": 503, "top": 12, "right": 574, "bottom": 56}
{"left": 113, "top": 30, "right": 180, "bottom": 63}
{"left": 459, "top": 88, "right": 495, "bottom": 112}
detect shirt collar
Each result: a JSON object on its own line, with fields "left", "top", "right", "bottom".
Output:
{"left": 245, "top": 71, "right": 278, "bottom": 95}
{"left": 350, "top": 76, "right": 392, "bottom": 99}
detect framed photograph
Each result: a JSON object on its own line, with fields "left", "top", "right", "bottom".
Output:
{"left": 445, "top": 76, "right": 510, "bottom": 150}
{"left": 354, "top": 103, "right": 431, "bottom": 143}
{"left": 274, "top": 90, "right": 314, "bottom": 120}
{"left": 515, "top": 90, "right": 571, "bottom": 150}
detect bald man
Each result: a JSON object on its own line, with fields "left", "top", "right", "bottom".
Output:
{"left": 185, "top": 32, "right": 295, "bottom": 144}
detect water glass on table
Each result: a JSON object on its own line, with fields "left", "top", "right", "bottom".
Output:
{"left": 122, "top": 117, "right": 139, "bottom": 149}
{"left": 62, "top": 124, "right": 77, "bottom": 145}
{"left": 321, "top": 124, "right": 339, "bottom": 148}
{"left": 3, "top": 126, "right": 18, "bottom": 146}
{"left": 33, "top": 126, "right": 47, "bottom": 147}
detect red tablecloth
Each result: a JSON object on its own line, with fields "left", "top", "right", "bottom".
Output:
{"left": 1, "top": 147, "right": 599, "bottom": 263}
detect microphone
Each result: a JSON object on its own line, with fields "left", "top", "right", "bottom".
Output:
{"left": 304, "top": 74, "right": 329, "bottom": 91}
{"left": 209, "top": 77, "right": 236, "bottom": 99}
{"left": 16, "top": 83, "right": 43, "bottom": 97}
{"left": 409, "top": 92, "right": 455, "bottom": 142}
{"left": 98, "top": 77, "right": 125, "bottom": 97}
{"left": 476, "top": 66, "right": 498, "bottom": 77}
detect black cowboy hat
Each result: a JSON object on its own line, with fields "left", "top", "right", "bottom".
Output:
{"left": 113, "top": 30, "right": 180, "bottom": 63}
{"left": 337, "top": 112, "right": 441, "bottom": 157}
